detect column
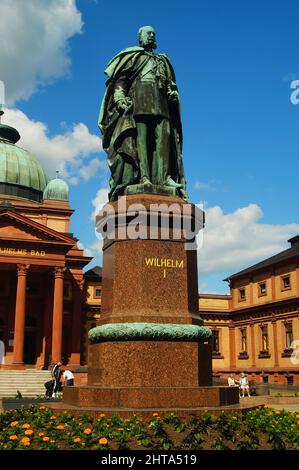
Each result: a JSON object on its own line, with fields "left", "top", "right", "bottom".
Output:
{"left": 229, "top": 325, "right": 236, "bottom": 369}
{"left": 12, "top": 264, "right": 30, "bottom": 366}
{"left": 69, "top": 278, "right": 84, "bottom": 366}
{"left": 272, "top": 318, "right": 279, "bottom": 368}
{"left": 250, "top": 321, "right": 256, "bottom": 368}
{"left": 51, "top": 267, "right": 65, "bottom": 363}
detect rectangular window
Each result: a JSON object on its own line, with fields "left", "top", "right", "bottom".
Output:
{"left": 239, "top": 288, "right": 246, "bottom": 301}
{"left": 261, "top": 325, "right": 269, "bottom": 351}
{"left": 282, "top": 276, "right": 291, "bottom": 290}
{"left": 258, "top": 282, "right": 267, "bottom": 296}
{"left": 240, "top": 328, "right": 247, "bottom": 352}
{"left": 95, "top": 288, "right": 102, "bottom": 297}
{"left": 285, "top": 322, "right": 293, "bottom": 349}
{"left": 212, "top": 330, "right": 220, "bottom": 353}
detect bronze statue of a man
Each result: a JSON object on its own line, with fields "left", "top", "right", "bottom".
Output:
{"left": 99, "top": 26, "right": 188, "bottom": 201}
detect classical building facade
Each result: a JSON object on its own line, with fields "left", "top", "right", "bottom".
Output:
{"left": 199, "top": 235, "right": 299, "bottom": 385}
{"left": 0, "top": 118, "right": 91, "bottom": 369}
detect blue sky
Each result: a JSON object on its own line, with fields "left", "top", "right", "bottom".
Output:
{"left": 1, "top": 0, "right": 299, "bottom": 293}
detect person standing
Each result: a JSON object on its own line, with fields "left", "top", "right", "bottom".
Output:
{"left": 51, "top": 361, "right": 62, "bottom": 398}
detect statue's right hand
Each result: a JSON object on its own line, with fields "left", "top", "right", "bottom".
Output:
{"left": 116, "top": 97, "right": 132, "bottom": 114}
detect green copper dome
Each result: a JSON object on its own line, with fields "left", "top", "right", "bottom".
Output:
{"left": 0, "top": 123, "right": 49, "bottom": 202}
{"left": 43, "top": 176, "right": 69, "bottom": 201}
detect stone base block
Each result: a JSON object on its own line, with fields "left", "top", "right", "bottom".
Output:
{"left": 64, "top": 385, "right": 239, "bottom": 409}
{"left": 88, "top": 341, "right": 212, "bottom": 387}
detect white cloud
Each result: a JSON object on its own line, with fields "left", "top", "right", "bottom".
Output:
{"left": 78, "top": 239, "right": 103, "bottom": 265}
{"left": 0, "top": 0, "right": 83, "bottom": 104}
{"left": 198, "top": 203, "right": 299, "bottom": 276}
{"left": 4, "top": 107, "right": 104, "bottom": 183}
{"left": 79, "top": 158, "right": 105, "bottom": 181}
{"left": 91, "top": 187, "right": 109, "bottom": 221}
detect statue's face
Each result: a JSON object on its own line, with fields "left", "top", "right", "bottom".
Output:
{"left": 139, "top": 26, "right": 157, "bottom": 50}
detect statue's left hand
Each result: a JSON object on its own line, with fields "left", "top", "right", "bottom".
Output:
{"left": 167, "top": 89, "right": 179, "bottom": 102}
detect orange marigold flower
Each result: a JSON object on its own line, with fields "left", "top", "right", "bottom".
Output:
{"left": 42, "top": 437, "right": 50, "bottom": 442}
{"left": 25, "top": 430, "right": 33, "bottom": 436}
{"left": 99, "top": 413, "right": 106, "bottom": 418}
{"left": 10, "top": 421, "right": 19, "bottom": 427}
{"left": 56, "top": 425, "right": 64, "bottom": 430}
{"left": 50, "top": 416, "right": 57, "bottom": 420}
{"left": 39, "top": 406, "right": 46, "bottom": 410}
{"left": 9, "top": 435, "right": 19, "bottom": 441}
{"left": 152, "top": 412, "right": 159, "bottom": 417}
{"left": 22, "top": 423, "right": 30, "bottom": 429}
{"left": 84, "top": 428, "right": 92, "bottom": 435}
{"left": 38, "top": 432, "right": 45, "bottom": 437}
{"left": 99, "top": 437, "right": 108, "bottom": 445}
{"left": 21, "top": 438, "right": 30, "bottom": 446}
{"left": 73, "top": 437, "right": 81, "bottom": 443}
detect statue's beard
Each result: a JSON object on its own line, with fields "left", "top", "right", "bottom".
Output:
{"left": 140, "top": 39, "right": 157, "bottom": 50}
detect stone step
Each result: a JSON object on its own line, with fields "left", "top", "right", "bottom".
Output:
{"left": 0, "top": 370, "right": 52, "bottom": 397}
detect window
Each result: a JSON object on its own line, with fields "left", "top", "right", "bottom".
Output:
{"left": 282, "top": 276, "right": 291, "bottom": 290}
{"left": 258, "top": 282, "right": 267, "bottom": 296}
{"left": 285, "top": 322, "right": 293, "bottom": 349}
{"left": 240, "top": 328, "right": 247, "bottom": 352}
{"left": 211, "top": 330, "right": 220, "bottom": 354}
{"left": 95, "top": 288, "right": 102, "bottom": 297}
{"left": 261, "top": 325, "right": 269, "bottom": 351}
{"left": 239, "top": 288, "right": 246, "bottom": 301}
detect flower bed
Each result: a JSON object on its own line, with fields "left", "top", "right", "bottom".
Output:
{"left": 0, "top": 406, "right": 298, "bottom": 450}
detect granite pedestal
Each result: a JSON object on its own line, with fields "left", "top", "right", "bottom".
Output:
{"left": 62, "top": 194, "right": 239, "bottom": 415}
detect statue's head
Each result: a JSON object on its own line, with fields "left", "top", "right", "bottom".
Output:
{"left": 138, "top": 26, "right": 157, "bottom": 51}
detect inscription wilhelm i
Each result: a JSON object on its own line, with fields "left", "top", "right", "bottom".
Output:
{"left": 145, "top": 257, "right": 184, "bottom": 268}
{"left": 145, "top": 257, "right": 184, "bottom": 277}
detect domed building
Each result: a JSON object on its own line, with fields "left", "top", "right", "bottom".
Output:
{"left": 0, "top": 116, "right": 92, "bottom": 370}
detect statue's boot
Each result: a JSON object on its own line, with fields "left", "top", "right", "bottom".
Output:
{"left": 164, "top": 176, "right": 183, "bottom": 189}
{"left": 140, "top": 176, "right": 152, "bottom": 185}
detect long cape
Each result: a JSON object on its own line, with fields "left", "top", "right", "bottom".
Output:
{"left": 98, "top": 47, "right": 182, "bottom": 149}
